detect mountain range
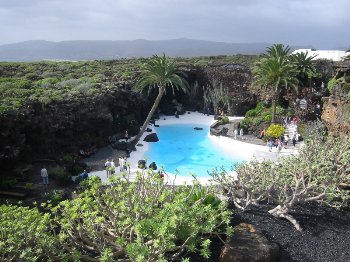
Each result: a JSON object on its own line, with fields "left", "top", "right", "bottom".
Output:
{"left": 0, "top": 38, "right": 314, "bottom": 62}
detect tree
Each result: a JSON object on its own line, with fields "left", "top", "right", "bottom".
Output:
{"left": 252, "top": 44, "right": 298, "bottom": 122}
{"left": 211, "top": 122, "right": 350, "bottom": 231}
{"left": 289, "top": 51, "right": 317, "bottom": 90}
{"left": 134, "top": 54, "right": 189, "bottom": 144}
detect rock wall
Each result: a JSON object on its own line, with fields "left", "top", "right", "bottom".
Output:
{"left": 321, "top": 62, "right": 350, "bottom": 136}
{"left": 202, "top": 64, "right": 256, "bottom": 115}
{"left": 0, "top": 88, "right": 146, "bottom": 170}
{"left": 322, "top": 88, "right": 350, "bottom": 136}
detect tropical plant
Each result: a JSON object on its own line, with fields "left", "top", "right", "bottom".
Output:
{"left": 289, "top": 51, "right": 317, "bottom": 90}
{"left": 203, "top": 80, "right": 230, "bottom": 115}
{"left": 134, "top": 54, "right": 189, "bottom": 144}
{"left": 252, "top": 44, "right": 298, "bottom": 122}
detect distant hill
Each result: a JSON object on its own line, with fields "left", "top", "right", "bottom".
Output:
{"left": 0, "top": 39, "right": 313, "bottom": 62}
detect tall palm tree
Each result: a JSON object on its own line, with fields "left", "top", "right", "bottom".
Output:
{"left": 253, "top": 44, "right": 298, "bottom": 122}
{"left": 133, "top": 54, "right": 189, "bottom": 144}
{"left": 289, "top": 51, "right": 317, "bottom": 90}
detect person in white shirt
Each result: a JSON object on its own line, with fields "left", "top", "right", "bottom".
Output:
{"left": 41, "top": 167, "right": 49, "bottom": 185}
{"left": 105, "top": 159, "right": 111, "bottom": 177}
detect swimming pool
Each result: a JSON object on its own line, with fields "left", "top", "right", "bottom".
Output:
{"left": 144, "top": 123, "right": 244, "bottom": 177}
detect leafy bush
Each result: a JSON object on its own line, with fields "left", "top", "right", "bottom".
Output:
{"left": 52, "top": 173, "right": 232, "bottom": 261}
{"left": 44, "top": 190, "right": 65, "bottom": 206}
{"left": 264, "top": 114, "right": 272, "bottom": 121}
{"left": 48, "top": 166, "right": 72, "bottom": 186}
{"left": 343, "top": 83, "right": 350, "bottom": 91}
{"left": 327, "top": 77, "right": 344, "bottom": 93}
{"left": 0, "top": 178, "right": 18, "bottom": 189}
{"left": 24, "top": 182, "right": 33, "bottom": 190}
{"left": 0, "top": 204, "right": 59, "bottom": 261}
{"left": 218, "top": 115, "right": 229, "bottom": 125}
{"left": 245, "top": 108, "right": 258, "bottom": 117}
{"left": 266, "top": 124, "right": 285, "bottom": 138}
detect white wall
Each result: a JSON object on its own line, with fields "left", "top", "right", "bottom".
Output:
{"left": 291, "top": 49, "right": 349, "bottom": 61}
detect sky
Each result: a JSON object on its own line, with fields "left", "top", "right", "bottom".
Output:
{"left": 0, "top": 0, "right": 349, "bottom": 49}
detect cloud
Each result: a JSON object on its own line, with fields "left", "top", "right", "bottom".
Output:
{"left": 0, "top": 0, "right": 349, "bottom": 48}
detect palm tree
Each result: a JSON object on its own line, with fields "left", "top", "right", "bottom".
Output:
{"left": 253, "top": 44, "right": 298, "bottom": 122}
{"left": 133, "top": 54, "right": 189, "bottom": 144}
{"left": 289, "top": 51, "right": 317, "bottom": 90}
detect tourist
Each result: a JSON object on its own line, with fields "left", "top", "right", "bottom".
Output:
{"left": 240, "top": 128, "right": 244, "bottom": 137}
{"left": 284, "top": 116, "right": 288, "bottom": 127}
{"left": 110, "top": 160, "right": 115, "bottom": 175}
{"left": 158, "top": 170, "right": 165, "bottom": 179}
{"left": 105, "top": 159, "right": 111, "bottom": 177}
{"left": 234, "top": 129, "right": 238, "bottom": 139}
{"left": 125, "top": 131, "right": 129, "bottom": 141}
{"left": 149, "top": 161, "right": 157, "bottom": 170}
{"left": 292, "top": 116, "right": 297, "bottom": 126}
{"left": 41, "top": 167, "right": 49, "bottom": 185}
{"left": 277, "top": 139, "right": 283, "bottom": 153}
{"left": 259, "top": 129, "right": 266, "bottom": 139}
{"left": 267, "top": 139, "right": 273, "bottom": 152}
{"left": 123, "top": 157, "right": 128, "bottom": 171}
{"left": 118, "top": 157, "right": 123, "bottom": 171}
{"left": 77, "top": 170, "right": 89, "bottom": 182}
{"left": 119, "top": 157, "right": 125, "bottom": 172}
{"left": 292, "top": 135, "right": 297, "bottom": 147}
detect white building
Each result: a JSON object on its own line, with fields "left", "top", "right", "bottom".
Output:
{"left": 291, "top": 49, "right": 349, "bottom": 62}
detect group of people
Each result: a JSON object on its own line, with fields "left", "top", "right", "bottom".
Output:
{"left": 104, "top": 157, "right": 128, "bottom": 177}
{"left": 233, "top": 128, "right": 244, "bottom": 139}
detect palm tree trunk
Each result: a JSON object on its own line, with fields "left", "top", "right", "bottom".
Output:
{"left": 133, "top": 87, "right": 165, "bottom": 145}
{"left": 271, "top": 87, "right": 276, "bottom": 123}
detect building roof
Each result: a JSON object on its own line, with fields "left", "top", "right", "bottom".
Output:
{"left": 291, "top": 49, "right": 349, "bottom": 62}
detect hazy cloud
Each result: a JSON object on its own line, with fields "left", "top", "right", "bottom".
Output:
{"left": 0, "top": 0, "right": 349, "bottom": 48}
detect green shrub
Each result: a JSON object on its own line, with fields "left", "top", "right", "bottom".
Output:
{"left": 45, "top": 190, "right": 65, "bottom": 206}
{"left": 0, "top": 178, "right": 18, "bottom": 189}
{"left": 264, "top": 114, "right": 272, "bottom": 121}
{"left": 245, "top": 108, "right": 257, "bottom": 117}
{"left": 239, "top": 118, "right": 250, "bottom": 131}
{"left": 48, "top": 166, "right": 72, "bottom": 186}
{"left": 266, "top": 124, "right": 285, "bottom": 138}
{"left": 327, "top": 77, "right": 345, "bottom": 93}
{"left": 53, "top": 172, "right": 232, "bottom": 261}
{"left": 218, "top": 115, "right": 229, "bottom": 125}
{"left": 343, "top": 83, "right": 350, "bottom": 91}
{"left": 0, "top": 204, "right": 59, "bottom": 260}
{"left": 24, "top": 182, "right": 33, "bottom": 190}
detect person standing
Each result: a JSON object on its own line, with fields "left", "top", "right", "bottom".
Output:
{"left": 267, "top": 139, "right": 273, "bottom": 152}
{"left": 292, "top": 135, "right": 297, "bottom": 147}
{"left": 41, "top": 167, "right": 49, "bottom": 185}
{"left": 110, "top": 160, "right": 115, "bottom": 176}
{"left": 125, "top": 131, "right": 129, "bottom": 141}
{"left": 234, "top": 129, "right": 238, "bottom": 139}
{"left": 240, "top": 128, "right": 244, "bottom": 137}
{"left": 105, "top": 159, "right": 111, "bottom": 177}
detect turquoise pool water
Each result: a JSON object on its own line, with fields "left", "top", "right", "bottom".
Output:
{"left": 144, "top": 124, "right": 243, "bottom": 177}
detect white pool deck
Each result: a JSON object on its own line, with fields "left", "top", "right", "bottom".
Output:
{"left": 89, "top": 112, "right": 299, "bottom": 185}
